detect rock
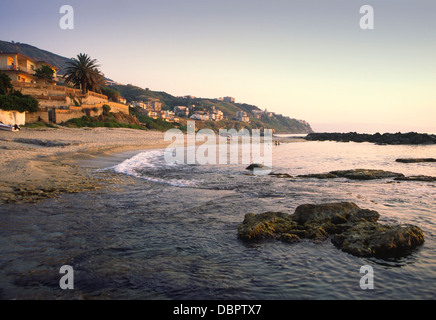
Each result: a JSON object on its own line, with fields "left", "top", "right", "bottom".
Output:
{"left": 237, "top": 202, "right": 424, "bottom": 259}
{"left": 394, "top": 175, "right": 436, "bottom": 182}
{"left": 305, "top": 132, "right": 436, "bottom": 145}
{"left": 332, "top": 223, "right": 425, "bottom": 258}
{"left": 396, "top": 158, "right": 436, "bottom": 163}
{"left": 329, "top": 169, "right": 404, "bottom": 180}
{"left": 297, "top": 169, "right": 405, "bottom": 180}
{"left": 269, "top": 172, "right": 294, "bottom": 178}
{"left": 246, "top": 163, "right": 265, "bottom": 170}
{"left": 297, "top": 173, "right": 338, "bottom": 179}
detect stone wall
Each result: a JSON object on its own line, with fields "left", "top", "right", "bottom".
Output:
{"left": 0, "top": 110, "right": 26, "bottom": 126}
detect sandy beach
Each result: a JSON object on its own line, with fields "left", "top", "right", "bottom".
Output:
{"left": 0, "top": 127, "right": 306, "bottom": 204}
{"left": 0, "top": 127, "right": 170, "bottom": 204}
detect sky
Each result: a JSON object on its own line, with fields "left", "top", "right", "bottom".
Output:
{"left": 1, "top": 0, "right": 435, "bottom": 133}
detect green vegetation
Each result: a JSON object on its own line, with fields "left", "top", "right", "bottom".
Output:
{"left": 0, "top": 41, "right": 313, "bottom": 133}
{"left": 64, "top": 53, "right": 105, "bottom": 94}
{"left": 34, "top": 65, "right": 55, "bottom": 83}
{"left": 113, "top": 84, "right": 313, "bottom": 133}
{"left": 112, "top": 84, "right": 180, "bottom": 110}
{"left": 63, "top": 113, "right": 144, "bottom": 130}
{"left": 130, "top": 107, "right": 178, "bottom": 131}
{"left": 0, "top": 72, "right": 13, "bottom": 95}
{"left": 0, "top": 94, "right": 40, "bottom": 113}
{"left": 101, "top": 86, "right": 121, "bottom": 102}
{"left": 0, "top": 73, "right": 39, "bottom": 113}
{"left": 22, "top": 121, "right": 58, "bottom": 129}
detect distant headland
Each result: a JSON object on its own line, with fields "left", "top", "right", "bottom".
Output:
{"left": 305, "top": 132, "right": 436, "bottom": 145}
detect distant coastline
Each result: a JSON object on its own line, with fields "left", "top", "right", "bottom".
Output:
{"left": 305, "top": 132, "right": 436, "bottom": 145}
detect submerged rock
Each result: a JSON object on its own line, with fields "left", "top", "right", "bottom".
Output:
{"left": 269, "top": 172, "right": 294, "bottom": 178}
{"left": 246, "top": 163, "right": 265, "bottom": 170}
{"left": 396, "top": 158, "right": 436, "bottom": 163}
{"left": 305, "top": 132, "right": 436, "bottom": 145}
{"left": 298, "top": 173, "right": 338, "bottom": 179}
{"left": 330, "top": 169, "right": 404, "bottom": 180}
{"left": 237, "top": 202, "right": 425, "bottom": 259}
{"left": 298, "top": 169, "right": 404, "bottom": 180}
{"left": 394, "top": 175, "right": 436, "bottom": 182}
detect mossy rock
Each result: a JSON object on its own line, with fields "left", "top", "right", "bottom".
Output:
{"left": 238, "top": 202, "right": 425, "bottom": 259}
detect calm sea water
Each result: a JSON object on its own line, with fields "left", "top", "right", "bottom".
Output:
{"left": 0, "top": 140, "right": 435, "bottom": 300}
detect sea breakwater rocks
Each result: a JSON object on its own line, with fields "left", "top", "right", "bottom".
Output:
{"left": 268, "top": 172, "right": 294, "bottom": 179}
{"left": 394, "top": 176, "right": 436, "bottom": 182}
{"left": 298, "top": 169, "right": 404, "bottom": 180}
{"left": 396, "top": 158, "right": 436, "bottom": 163}
{"left": 305, "top": 132, "right": 436, "bottom": 145}
{"left": 237, "top": 202, "right": 425, "bottom": 258}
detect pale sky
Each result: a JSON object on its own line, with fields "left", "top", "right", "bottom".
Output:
{"left": 1, "top": 0, "right": 435, "bottom": 133}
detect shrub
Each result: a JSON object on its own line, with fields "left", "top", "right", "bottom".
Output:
{"left": 0, "top": 94, "right": 39, "bottom": 113}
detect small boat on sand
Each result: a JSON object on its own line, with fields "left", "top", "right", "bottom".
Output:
{"left": 0, "top": 122, "right": 20, "bottom": 132}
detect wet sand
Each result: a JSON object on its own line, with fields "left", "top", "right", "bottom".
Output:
{"left": 0, "top": 127, "right": 170, "bottom": 203}
{"left": 0, "top": 128, "right": 307, "bottom": 204}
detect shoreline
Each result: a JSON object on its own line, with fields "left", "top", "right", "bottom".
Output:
{"left": 0, "top": 127, "right": 307, "bottom": 204}
{"left": 0, "top": 127, "right": 171, "bottom": 204}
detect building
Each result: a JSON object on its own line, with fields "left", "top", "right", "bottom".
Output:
{"left": 264, "top": 109, "right": 275, "bottom": 118}
{"left": 174, "top": 106, "right": 190, "bottom": 117}
{"left": 210, "top": 109, "right": 224, "bottom": 121}
{"left": 151, "top": 101, "right": 162, "bottom": 111}
{"left": 0, "top": 52, "right": 59, "bottom": 83}
{"left": 0, "top": 52, "right": 129, "bottom": 125}
{"left": 236, "top": 111, "right": 250, "bottom": 123}
{"left": 116, "top": 96, "right": 127, "bottom": 105}
{"left": 190, "top": 113, "right": 210, "bottom": 121}
{"left": 145, "top": 110, "right": 159, "bottom": 119}
{"left": 221, "top": 96, "right": 235, "bottom": 103}
{"left": 252, "top": 110, "right": 263, "bottom": 119}
{"left": 131, "top": 101, "right": 147, "bottom": 109}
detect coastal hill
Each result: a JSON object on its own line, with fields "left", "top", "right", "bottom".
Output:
{"left": 0, "top": 40, "right": 71, "bottom": 75}
{"left": 111, "top": 84, "right": 313, "bottom": 133}
{"left": 0, "top": 40, "right": 313, "bottom": 133}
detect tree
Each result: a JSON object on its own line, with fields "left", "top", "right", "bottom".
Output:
{"left": 63, "top": 53, "right": 105, "bottom": 94}
{"left": 34, "top": 65, "right": 55, "bottom": 83}
{"left": 0, "top": 72, "right": 13, "bottom": 95}
{"left": 101, "top": 86, "right": 121, "bottom": 102}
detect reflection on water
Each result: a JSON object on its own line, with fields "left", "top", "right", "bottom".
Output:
{"left": 0, "top": 141, "right": 435, "bottom": 300}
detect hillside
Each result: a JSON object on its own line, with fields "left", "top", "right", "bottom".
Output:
{"left": 0, "top": 40, "right": 313, "bottom": 133}
{"left": 112, "top": 84, "right": 313, "bottom": 133}
{"left": 0, "top": 40, "right": 72, "bottom": 75}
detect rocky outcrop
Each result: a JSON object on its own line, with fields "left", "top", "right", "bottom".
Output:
{"left": 396, "top": 158, "right": 436, "bottom": 163}
{"left": 269, "top": 172, "right": 294, "bottom": 179}
{"left": 246, "top": 164, "right": 265, "bottom": 170}
{"left": 305, "top": 132, "right": 436, "bottom": 145}
{"left": 237, "top": 202, "right": 425, "bottom": 259}
{"left": 298, "top": 169, "right": 404, "bottom": 180}
{"left": 394, "top": 176, "right": 436, "bottom": 182}
{"left": 330, "top": 169, "right": 404, "bottom": 180}
{"left": 297, "top": 173, "right": 338, "bottom": 179}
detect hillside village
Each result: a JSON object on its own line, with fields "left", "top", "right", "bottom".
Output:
{"left": 0, "top": 41, "right": 313, "bottom": 133}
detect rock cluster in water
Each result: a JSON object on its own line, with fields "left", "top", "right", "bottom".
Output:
{"left": 238, "top": 202, "right": 425, "bottom": 259}
{"left": 305, "top": 132, "right": 436, "bottom": 145}
{"left": 396, "top": 158, "right": 436, "bottom": 163}
{"left": 298, "top": 169, "right": 405, "bottom": 180}
{"left": 294, "top": 169, "right": 436, "bottom": 182}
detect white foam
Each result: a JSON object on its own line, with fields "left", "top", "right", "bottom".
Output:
{"left": 112, "top": 150, "right": 200, "bottom": 188}
{"left": 113, "top": 151, "right": 162, "bottom": 177}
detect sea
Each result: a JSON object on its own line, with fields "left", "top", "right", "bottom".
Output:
{"left": 0, "top": 137, "right": 435, "bottom": 300}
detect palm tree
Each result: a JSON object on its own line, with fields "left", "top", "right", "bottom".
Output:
{"left": 89, "top": 69, "right": 106, "bottom": 94}
{"left": 64, "top": 53, "right": 105, "bottom": 94}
